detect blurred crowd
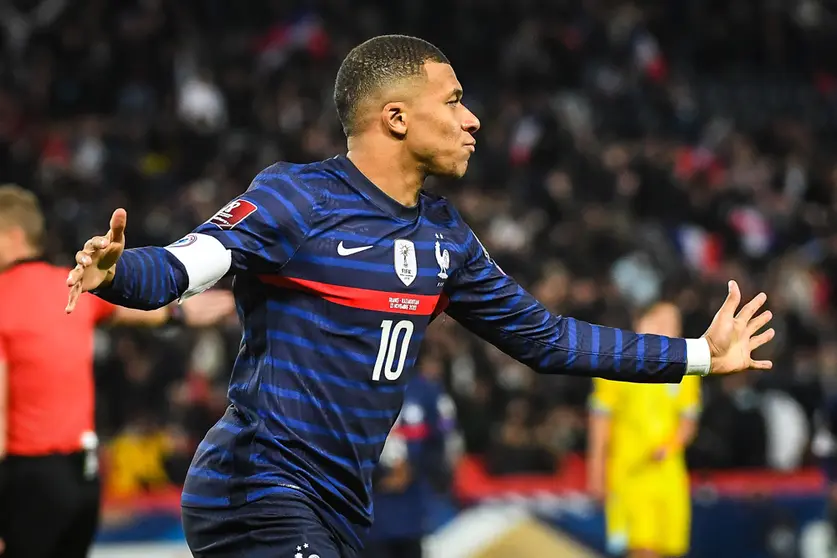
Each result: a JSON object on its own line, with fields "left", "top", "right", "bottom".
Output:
{"left": 3, "top": 0, "right": 837, "bottom": 497}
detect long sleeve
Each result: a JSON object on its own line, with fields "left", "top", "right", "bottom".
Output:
{"left": 92, "top": 248, "right": 189, "bottom": 310}
{"left": 441, "top": 227, "right": 690, "bottom": 384}
{"left": 92, "top": 163, "right": 317, "bottom": 310}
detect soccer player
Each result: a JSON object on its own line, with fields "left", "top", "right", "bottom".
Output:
{"left": 587, "top": 302, "right": 700, "bottom": 558}
{"left": 364, "top": 358, "right": 458, "bottom": 558}
{"left": 0, "top": 184, "right": 235, "bottom": 558}
{"left": 65, "top": 35, "right": 775, "bottom": 558}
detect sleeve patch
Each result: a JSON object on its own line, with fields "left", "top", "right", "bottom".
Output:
{"left": 208, "top": 199, "right": 258, "bottom": 230}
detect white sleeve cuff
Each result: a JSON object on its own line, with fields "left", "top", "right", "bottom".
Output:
{"left": 685, "top": 338, "right": 712, "bottom": 376}
{"left": 165, "top": 233, "right": 232, "bottom": 301}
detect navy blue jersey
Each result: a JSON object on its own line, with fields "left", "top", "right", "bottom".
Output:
{"left": 94, "top": 154, "right": 693, "bottom": 550}
{"left": 368, "top": 375, "right": 456, "bottom": 541}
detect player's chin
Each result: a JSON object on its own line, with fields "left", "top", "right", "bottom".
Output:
{"left": 427, "top": 156, "right": 469, "bottom": 179}
{"left": 447, "top": 158, "right": 470, "bottom": 179}
{"left": 449, "top": 162, "right": 469, "bottom": 179}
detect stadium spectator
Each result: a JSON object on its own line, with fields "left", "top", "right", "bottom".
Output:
{"left": 1, "top": 3, "right": 837, "bottom": 553}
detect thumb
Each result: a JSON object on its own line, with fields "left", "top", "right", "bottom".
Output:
{"left": 718, "top": 280, "right": 741, "bottom": 318}
{"left": 108, "top": 208, "right": 127, "bottom": 244}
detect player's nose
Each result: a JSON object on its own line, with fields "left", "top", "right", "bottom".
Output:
{"left": 462, "top": 105, "right": 480, "bottom": 134}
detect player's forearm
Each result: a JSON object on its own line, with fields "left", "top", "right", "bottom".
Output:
{"left": 446, "top": 272, "right": 709, "bottom": 382}
{"left": 92, "top": 248, "right": 188, "bottom": 310}
{"left": 548, "top": 318, "right": 693, "bottom": 382}
{"left": 474, "top": 313, "right": 708, "bottom": 383}
{"left": 674, "top": 416, "right": 698, "bottom": 449}
{"left": 656, "top": 417, "right": 698, "bottom": 460}
{"left": 587, "top": 414, "right": 610, "bottom": 474}
{"left": 110, "top": 305, "right": 172, "bottom": 327}
{"left": 586, "top": 412, "right": 610, "bottom": 496}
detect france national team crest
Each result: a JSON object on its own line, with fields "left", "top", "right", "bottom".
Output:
{"left": 394, "top": 239, "right": 417, "bottom": 286}
{"left": 434, "top": 233, "right": 449, "bottom": 279}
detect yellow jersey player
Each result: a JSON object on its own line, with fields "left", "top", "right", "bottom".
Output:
{"left": 587, "top": 302, "right": 701, "bottom": 558}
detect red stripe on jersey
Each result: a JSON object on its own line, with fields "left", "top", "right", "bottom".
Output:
{"left": 432, "top": 293, "right": 450, "bottom": 320}
{"left": 394, "top": 423, "right": 429, "bottom": 441}
{"left": 259, "top": 275, "right": 441, "bottom": 316}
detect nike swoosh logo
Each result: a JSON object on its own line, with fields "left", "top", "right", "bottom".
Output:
{"left": 337, "top": 241, "right": 374, "bottom": 256}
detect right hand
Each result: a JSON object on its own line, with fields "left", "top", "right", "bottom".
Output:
{"left": 703, "top": 280, "right": 775, "bottom": 375}
{"left": 65, "top": 209, "right": 127, "bottom": 314}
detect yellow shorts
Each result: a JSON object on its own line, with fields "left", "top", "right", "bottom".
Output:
{"left": 606, "top": 467, "right": 691, "bottom": 556}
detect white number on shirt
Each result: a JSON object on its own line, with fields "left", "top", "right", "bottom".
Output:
{"left": 372, "top": 319, "right": 414, "bottom": 381}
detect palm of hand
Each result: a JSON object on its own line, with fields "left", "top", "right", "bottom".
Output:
{"left": 66, "top": 208, "right": 127, "bottom": 313}
{"left": 703, "top": 281, "right": 774, "bottom": 375}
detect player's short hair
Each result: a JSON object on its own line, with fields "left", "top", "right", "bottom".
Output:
{"left": 334, "top": 34, "right": 450, "bottom": 136}
{"left": 0, "top": 184, "right": 45, "bottom": 249}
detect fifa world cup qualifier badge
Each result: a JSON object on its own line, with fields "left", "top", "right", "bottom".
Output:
{"left": 208, "top": 199, "right": 258, "bottom": 229}
{"left": 394, "top": 239, "right": 417, "bottom": 286}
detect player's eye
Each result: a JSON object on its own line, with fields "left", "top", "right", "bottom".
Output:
{"left": 447, "top": 99, "right": 460, "bottom": 106}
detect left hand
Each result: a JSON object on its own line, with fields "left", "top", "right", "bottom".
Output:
{"left": 180, "top": 290, "right": 236, "bottom": 327}
{"left": 704, "top": 280, "right": 774, "bottom": 375}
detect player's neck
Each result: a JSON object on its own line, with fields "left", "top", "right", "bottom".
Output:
{"left": 346, "top": 143, "right": 423, "bottom": 208}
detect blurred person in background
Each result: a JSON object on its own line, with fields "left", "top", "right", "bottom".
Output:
{"left": 812, "top": 341, "right": 837, "bottom": 554}
{"left": 0, "top": 184, "right": 235, "bottom": 558}
{"left": 487, "top": 395, "right": 558, "bottom": 475}
{"left": 687, "top": 373, "right": 768, "bottom": 470}
{"left": 588, "top": 302, "right": 701, "bottom": 558}
{"left": 106, "top": 413, "right": 193, "bottom": 499}
{"left": 364, "top": 355, "right": 459, "bottom": 558}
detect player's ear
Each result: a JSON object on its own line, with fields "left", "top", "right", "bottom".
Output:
{"left": 382, "top": 102, "right": 408, "bottom": 138}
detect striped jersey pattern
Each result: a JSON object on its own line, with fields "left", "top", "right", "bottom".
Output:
{"left": 100, "top": 155, "right": 689, "bottom": 549}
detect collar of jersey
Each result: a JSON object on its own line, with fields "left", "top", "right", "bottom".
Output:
{"left": 333, "top": 155, "right": 421, "bottom": 221}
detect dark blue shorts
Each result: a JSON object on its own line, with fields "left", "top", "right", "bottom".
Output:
{"left": 182, "top": 495, "right": 358, "bottom": 558}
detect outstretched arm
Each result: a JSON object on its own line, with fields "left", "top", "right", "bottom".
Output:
{"left": 441, "top": 228, "right": 774, "bottom": 382}
{"left": 66, "top": 165, "right": 316, "bottom": 313}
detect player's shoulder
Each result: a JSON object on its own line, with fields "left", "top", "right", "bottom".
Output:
{"left": 420, "top": 193, "right": 490, "bottom": 264}
{"left": 419, "top": 190, "right": 468, "bottom": 231}
{"left": 250, "top": 157, "right": 364, "bottom": 202}
{"left": 249, "top": 161, "right": 312, "bottom": 191}
{"left": 242, "top": 161, "right": 331, "bottom": 211}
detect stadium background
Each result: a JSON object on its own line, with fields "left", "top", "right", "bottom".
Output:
{"left": 3, "top": 0, "right": 837, "bottom": 555}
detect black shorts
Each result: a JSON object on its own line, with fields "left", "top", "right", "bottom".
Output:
{"left": 183, "top": 494, "right": 359, "bottom": 558}
{"left": 362, "top": 538, "right": 423, "bottom": 558}
{"left": 0, "top": 452, "right": 100, "bottom": 558}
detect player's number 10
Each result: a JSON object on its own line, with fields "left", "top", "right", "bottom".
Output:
{"left": 372, "top": 319, "right": 414, "bottom": 381}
